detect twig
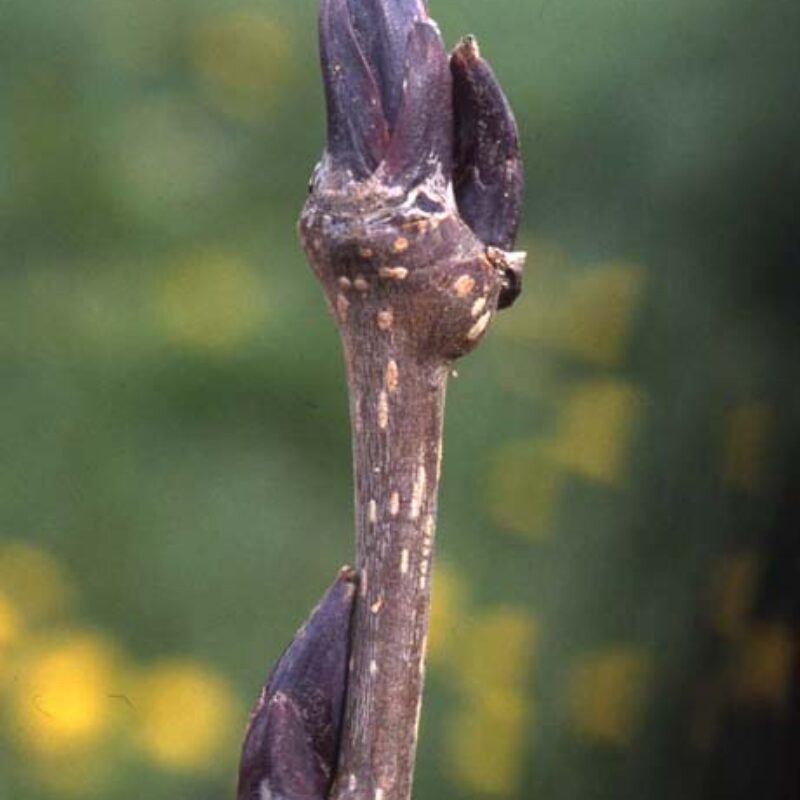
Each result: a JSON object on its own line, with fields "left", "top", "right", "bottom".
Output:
{"left": 301, "top": 5, "right": 523, "bottom": 799}
{"left": 238, "top": 2, "right": 523, "bottom": 799}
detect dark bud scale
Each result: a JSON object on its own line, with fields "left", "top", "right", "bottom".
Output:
{"left": 451, "top": 35, "right": 524, "bottom": 309}
{"left": 237, "top": 568, "right": 357, "bottom": 800}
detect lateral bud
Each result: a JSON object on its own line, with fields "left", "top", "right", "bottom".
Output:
{"left": 237, "top": 567, "right": 358, "bottom": 800}
{"left": 451, "top": 35, "right": 525, "bottom": 309}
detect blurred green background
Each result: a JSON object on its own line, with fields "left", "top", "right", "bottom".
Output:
{"left": 1, "top": 0, "right": 799, "bottom": 798}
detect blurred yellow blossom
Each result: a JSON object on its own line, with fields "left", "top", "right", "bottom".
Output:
{"left": 544, "top": 263, "right": 645, "bottom": 367}
{"left": 0, "top": 591, "right": 22, "bottom": 682}
{"left": 445, "top": 609, "right": 536, "bottom": 794}
{"left": 134, "top": 660, "right": 238, "bottom": 772}
{"left": 188, "top": 12, "right": 294, "bottom": 122}
{"left": 447, "top": 687, "right": 530, "bottom": 796}
{"left": 548, "top": 379, "right": 645, "bottom": 487}
{"left": 486, "top": 439, "right": 564, "bottom": 540}
{"left": 455, "top": 609, "right": 538, "bottom": 695}
{"left": 732, "top": 624, "right": 796, "bottom": 710}
{"left": 0, "top": 590, "right": 21, "bottom": 649}
{"left": 13, "top": 632, "right": 120, "bottom": 755}
{"left": 708, "top": 553, "right": 761, "bottom": 641}
{"left": 0, "top": 541, "right": 75, "bottom": 625}
{"left": 428, "top": 564, "right": 468, "bottom": 665}
{"left": 156, "top": 248, "right": 266, "bottom": 353}
{"left": 495, "top": 249, "right": 644, "bottom": 368}
{"left": 722, "top": 402, "right": 773, "bottom": 493}
{"left": 568, "top": 646, "right": 650, "bottom": 747}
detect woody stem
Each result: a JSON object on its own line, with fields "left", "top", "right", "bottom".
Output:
{"left": 330, "top": 316, "right": 448, "bottom": 800}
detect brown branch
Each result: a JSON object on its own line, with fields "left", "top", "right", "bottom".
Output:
{"left": 237, "top": 4, "right": 523, "bottom": 799}
{"left": 301, "top": 177, "right": 500, "bottom": 800}
{"left": 336, "top": 331, "right": 448, "bottom": 800}
{"left": 294, "top": 3, "right": 524, "bottom": 798}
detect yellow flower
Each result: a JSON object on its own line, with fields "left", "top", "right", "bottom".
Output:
{"left": 445, "top": 609, "right": 537, "bottom": 796}
{"left": 0, "top": 590, "right": 23, "bottom": 683}
{"left": 548, "top": 379, "right": 645, "bottom": 487}
{"left": 721, "top": 403, "right": 773, "bottom": 493}
{"left": 427, "top": 564, "right": 468, "bottom": 665}
{"left": 188, "top": 11, "right": 294, "bottom": 122}
{"left": 732, "top": 624, "right": 796, "bottom": 709}
{"left": 447, "top": 688, "right": 530, "bottom": 796}
{"left": 0, "top": 590, "right": 21, "bottom": 649}
{"left": 13, "top": 632, "right": 120, "bottom": 755}
{"left": 568, "top": 646, "right": 650, "bottom": 747}
{"left": 707, "top": 553, "right": 761, "bottom": 641}
{"left": 134, "top": 660, "right": 238, "bottom": 772}
{"left": 156, "top": 248, "right": 266, "bottom": 353}
{"left": 455, "top": 610, "right": 537, "bottom": 695}
{"left": 495, "top": 248, "right": 645, "bottom": 369}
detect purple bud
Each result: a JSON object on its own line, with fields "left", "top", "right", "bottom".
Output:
{"left": 319, "top": 0, "right": 450, "bottom": 188}
{"left": 348, "top": 0, "right": 429, "bottom": 131}
{"left": 320, "top": 0, "right": 389, "bottom": 178}
{"left": 237, "top": 569, "right": 357, "bottom": 800}
{"left": 309, "top": 2, "right": 525, "bottom": 315}
{"left": 451, "top": 36, "right": 524, "bottom": 252}
{"left": 382, "top": 21, "right": 452, "bottom": 188}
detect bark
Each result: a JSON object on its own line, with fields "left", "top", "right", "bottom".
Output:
{"left": 299, "top": 173, "right": 505, "bottom": 800}
{"left": 236, "top": 5, "right": 524, "bottom": 798}
{"left": 239, "top": 7, "right": 524, "bottom": 800}
{"left": 335, "top": 329, "right": 447, "bottom": 799}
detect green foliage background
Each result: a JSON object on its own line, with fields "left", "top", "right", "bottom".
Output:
{"left": 1, "top": 1, "right": 798, "bottom": 798}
